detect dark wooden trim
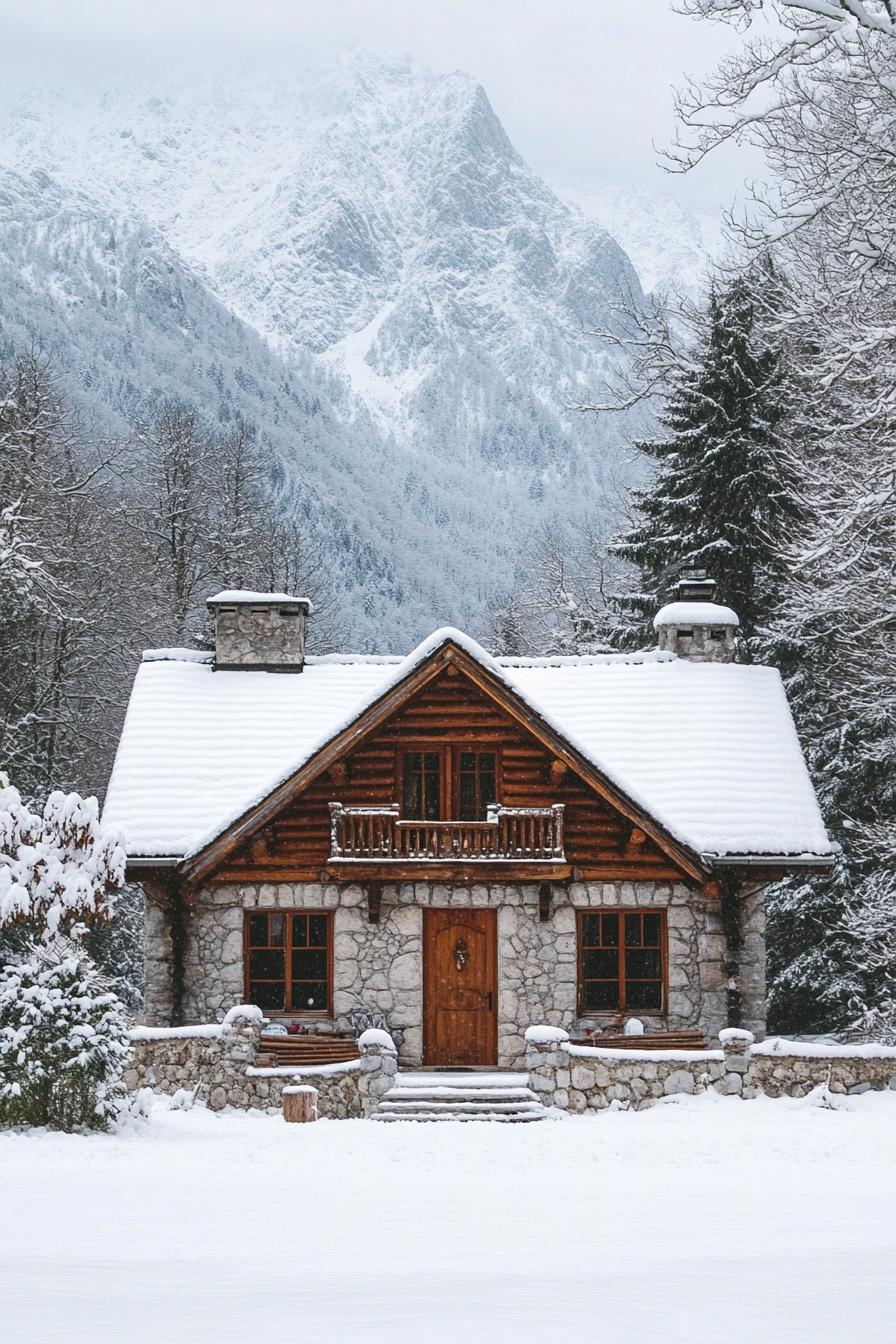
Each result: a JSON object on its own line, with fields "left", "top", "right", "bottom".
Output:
{"left": 242, "top": 908, "right": 334, "bottom": 1018}
{"left": 367, "top": 883, "right": 383, "bottom": 924}
{"left": 182, "top": 639, "right": 709, "bottom": 884}
{"left": 576, "top": 908, "right": 669, "bottom": 1017}
{"left": 322, "top": 861, "right": 574, "bottom": 883}
{"left": 538, "top": 881, "right": 552, "bottom": 922}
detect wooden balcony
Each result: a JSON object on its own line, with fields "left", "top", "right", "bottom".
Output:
{"left": 327, "top": 802, "right": 566, "bottom": 880}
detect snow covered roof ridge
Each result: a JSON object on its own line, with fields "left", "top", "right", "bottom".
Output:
{"left": 103, "top": 623, "right": 834, "bottom": 864}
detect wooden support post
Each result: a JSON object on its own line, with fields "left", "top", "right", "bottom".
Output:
{"left": 538, "top": 881, "right": 552, "bottom": 923}
{"left": 283, "top": 1085, "right": 318, "bottom": 1123}
{"left": 367, "top": 882, "right": 383, "bottom": 925}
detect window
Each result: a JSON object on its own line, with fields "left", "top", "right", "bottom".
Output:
{"left": 245, "top": 911, "right": 332, "bottom": 1015}
{"left": 457, "top": 750, "right": 497, "bottom": 820}
{"left": 578, "top": 910, "right": 665, "bottom": 1014}
{"left": 400, "top": 747, "right": 500, "bottom": 820}
{"left": 402, "top": 751, "right": 442, "bottom": 820}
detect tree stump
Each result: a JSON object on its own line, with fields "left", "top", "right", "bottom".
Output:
{"left": 283, "top": 1084, "right": 318, "bottom": 1123}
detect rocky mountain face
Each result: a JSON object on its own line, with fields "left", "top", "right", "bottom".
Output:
{"left": 0, "top": 48, "right": 650, "bottom": 648}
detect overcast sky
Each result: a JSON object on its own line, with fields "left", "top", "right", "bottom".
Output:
{"left": 1, "top": 0, "right": 761, "bottom": 212}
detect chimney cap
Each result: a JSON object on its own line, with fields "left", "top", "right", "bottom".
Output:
{"left": 206, "top": 589, "right": 313, "bottom": 613}
{"left": 673, "top": 568, "right": 717, "bottom": 603}
{"left": 653, "top": 600, "right": 739, "bottom": 630}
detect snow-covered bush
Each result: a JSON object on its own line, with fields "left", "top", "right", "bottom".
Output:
{"left": 0, "top": 772, "right": 125, "bottom": 941}
{"left": 0, "top": 940, "right": 131, "bottom": 1131}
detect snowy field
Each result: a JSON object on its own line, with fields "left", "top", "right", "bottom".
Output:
{"left": 3, "top": 1092, "right": 895, "bottom": 1344}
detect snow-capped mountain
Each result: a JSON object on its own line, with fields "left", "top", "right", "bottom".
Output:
{"left": 560, "top": 182, "right": 724, "bottom": 298}
{"left": 0, "top": 49, "right": 649, "bottom": 647}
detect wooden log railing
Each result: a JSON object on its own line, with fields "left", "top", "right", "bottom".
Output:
{"left": 329, "top": 802, "right": 565, "bottom": 862}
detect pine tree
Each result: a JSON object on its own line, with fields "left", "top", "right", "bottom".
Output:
{"left": 613, "top": 266, "right": 804, "bottom": 650}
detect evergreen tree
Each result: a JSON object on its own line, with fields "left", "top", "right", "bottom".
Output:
{"left": 613, "top": 267, "right": 804, "bottom": 650}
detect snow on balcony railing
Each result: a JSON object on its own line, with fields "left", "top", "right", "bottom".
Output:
{"left": 328, "top": 802, "right": 565, "bottom": 862}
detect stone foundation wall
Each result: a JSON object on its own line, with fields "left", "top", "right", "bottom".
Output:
{"left": 525, "top": 1026, "right": 896, "bottom": 1112}
{"left": 143, "top": 879, "right": 766, "bottom": 1068}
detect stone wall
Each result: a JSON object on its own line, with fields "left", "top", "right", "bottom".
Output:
{"left": 525, "top": 1026, "right": 896, "bottom": 1112}
{"left": 126, "top": 1005, "right": 370, "bottom": 1118}
{"left": 143, "top": 878, "right": 766, "bottom": 1068}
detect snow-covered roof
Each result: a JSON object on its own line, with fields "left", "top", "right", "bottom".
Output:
{"left": 653, "top": 601, "right": 739, "bottom": 629}
{"left": 207, "top": 590, "right": 312, "bottom": 607}
{"left": 102, "top": 626, "right": 832, "bottom": 864}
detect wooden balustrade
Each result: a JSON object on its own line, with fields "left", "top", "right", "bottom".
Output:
{"left": 329, "top": 802, "right": 565, "bottom": 863}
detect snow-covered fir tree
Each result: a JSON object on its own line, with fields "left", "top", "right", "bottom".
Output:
{"left": 612, "top": 265, "right": 805, "bottom": 649}
{"left": 0, "top": 771, "right": 130, "bottom": 1130}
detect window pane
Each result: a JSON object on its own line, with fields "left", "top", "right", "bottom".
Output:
{"left": 480, "top": 771, "right": 496, "bottom": 811}
{"left": 459, "top": 772, "right": 476, "bottom": 821}
{"left": 250, "top": 980, "right": 285, "bottom": 1010}
{"left": 292, "top": 949, "right": 328, "bottom": 980}
{"left": 460, "top": 752, "right": 475, "bottom": 771}
{"left": 406, "top": 752, "right": 422, "bottom": 771}
{"left": 424, "top": 770, "right": 441, "bottom": 821}
{"left": 581, "top": 914, "right": 600, "bottom": 945}
{"left": 625, "top": 949, "right": 662, "bottom": 980}
{"left": 625, "top": 913, "right": 642, "bottom": 947}
{"left": 248, "top": 915, "right": 267, "bottom": 947}
{"left": 423, "top": 753, "right": 440, "bottom": 772}
{"left": 291, "top": 982, "right": 329, "bottom": 1011}
{"left": 642, "top": 913, "right": 661, "bottom": 946}
{"left": 403, "top": 768, "right": 422, "bottom": 819}
{"left": 601, "top": 913, "right": 619, "bottom": 946}
{"left": 249, "top": 949, "right": 284, "bottom": 979}
{"left": 583, "top": 980, "right": 620, "bottom": 1011}
{"left": 626, "top": 980, "right": 663, "bottom": 1011}
{"left": 309, "top": 915, "right": 329, "bottom": 948}
{"left": 584, "top": 948, "right": 619, "bottom": 979}
{"left": 292, "top": 914, "right": 307, "bottom": 946}
{"left": 269, "top": 914, "right": 285, "bottom": 947}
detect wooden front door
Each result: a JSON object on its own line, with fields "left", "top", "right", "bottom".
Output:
{"left": 423, "top": 909, "right": 497, "bottom": 1066}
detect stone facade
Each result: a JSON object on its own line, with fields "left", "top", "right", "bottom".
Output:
{"left": 143, "top": 878, "right": 767, "bottom": 1067}
{"left": 525, "top": 1027, "right": 896, "bottom": 1112}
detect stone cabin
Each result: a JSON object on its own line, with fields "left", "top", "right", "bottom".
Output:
{"left": 103, "top": 579, "right": 834, "bottom": 1069}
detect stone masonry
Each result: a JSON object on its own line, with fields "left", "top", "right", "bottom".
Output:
{"left": 126, "top": 1014, "right": 399, "bottom": 1118}
{"left": 525, "top": 1026, "right": 896, "bottom": 1113}
{"left": 143, "top": 878, "right": 767, "bottom": 1067}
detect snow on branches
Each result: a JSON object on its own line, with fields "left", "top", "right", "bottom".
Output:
{"left": 0, "top": 773, "right": 125, "bottom": 941}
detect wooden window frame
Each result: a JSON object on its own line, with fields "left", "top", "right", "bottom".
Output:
{"left": 243, "top": 910, "right": 334, "bottom": 1018}
{"left": 396, "top": 743, "right": 503, "bottom": 821}
{"left": 576, "top": 909, "right": 668, "bottom": 1016}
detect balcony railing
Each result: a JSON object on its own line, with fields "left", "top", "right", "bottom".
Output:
{"left": 329, "top": 802, "right": 565, "bottom": 863}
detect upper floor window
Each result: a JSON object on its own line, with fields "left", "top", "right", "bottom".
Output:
{"left": 458, "top": 750, "right": 497, "bottom": 820}
{"left": 401, "top": 747, "right": 498, "bottom": 821}
{"left": 402, "top": 751, "right": 442, "bottom": 821}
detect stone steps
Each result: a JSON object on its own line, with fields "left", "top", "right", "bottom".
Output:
{"left": 372, "top": 1071, "right": 548, "bottom": 1123}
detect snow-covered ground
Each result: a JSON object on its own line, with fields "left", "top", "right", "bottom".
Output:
{"left": 3, "top": 1091, "right": 895, "bottom": 1343}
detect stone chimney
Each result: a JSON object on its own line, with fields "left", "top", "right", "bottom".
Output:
{"left": 653, "top": 570, "right": 739, "bottom": 664}
{"left": 207, "top": 590, "right": 312, "bottom": 671}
